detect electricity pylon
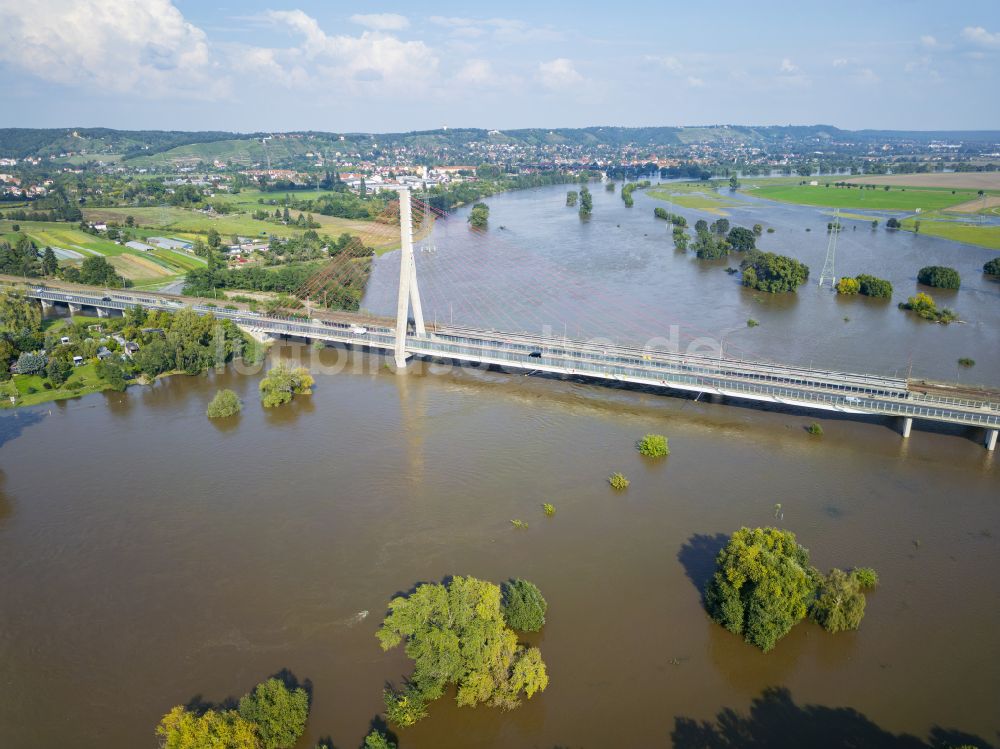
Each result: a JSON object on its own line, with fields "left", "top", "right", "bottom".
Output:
{"left": 818, "top": 208, "right": 840, "bottom": 288}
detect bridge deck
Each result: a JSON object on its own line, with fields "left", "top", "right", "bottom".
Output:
{"left": 21, "top": 284, "right": 1000, "bottom": 437}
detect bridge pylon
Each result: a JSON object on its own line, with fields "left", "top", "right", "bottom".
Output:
{"left": 394, "top": 187, "right": 426, "bottom": 369}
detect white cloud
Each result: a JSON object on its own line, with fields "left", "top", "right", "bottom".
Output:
{"left": 645, "top": 55, "right": 683, "bottom": 73}
{"left": 685, "top": 76, "right": 705, "bottom": 88}
{"left": 0, "top": 0, "right": 224, "bottom": 98}
{"left": 855, "top": 67, "right": 880, "bottom": 84}
{"left": 262, "top": 10, "right": 438, "bottom": 92}
{"left": 779, "top": 58, "right": 798, "bottom": 73}
{"left": 350, "top": 13, "right": 409, "bottom": 32}
{"left": 920, "top": 34, "right": 939, "bottom": 49}
{"left": 832, "top": 58, "right": 850, "bottom": 67}
{"left": 430, "top": 16, "right": 562, "bottom": 43}
{"left": 537, "top": 58, "right": 582, "bottom": 89}
{"left": 962, "top": 26, "right": 1000, "bottom": 47}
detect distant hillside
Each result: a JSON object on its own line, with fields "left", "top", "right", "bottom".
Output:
{"left": 0, "top": 127, "right": 249, "bottom": 159}
{"left": 2, "top": 125, "right": 998, "bottom": 165}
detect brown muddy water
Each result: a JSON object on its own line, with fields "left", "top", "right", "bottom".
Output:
{"left": 0, "top": 343, "right": 997, "bottom": 748}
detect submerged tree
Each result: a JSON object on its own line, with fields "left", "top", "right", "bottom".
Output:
{"left": 468, "top": 202, "right": 490, "bottom": 229}
{"left": 501, "top": 579, "right": 548, "bottom": 632}
{"left": 260, "top": 365, "right": 315, "bottom": 408}
{"left": 376, "top": 575, "right": 548, "bottom": 727}
{"left": 578, "top": 186, "right": 593, "bottom": 217}
{"left": 810, "top": 568, "right": 867, "bottom": 634}
{"left": 704, "top": 527, "right": 818, "bottom": 652}
{"left": 237, "top": 678, "right": 310, "bottom": 749}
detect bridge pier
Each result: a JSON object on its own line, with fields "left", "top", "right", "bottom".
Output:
{"left": 96, "top": 307, "right": 109, "bottom": 318}
{"left": 68, "top": 303, "right": 82, "bottom": 316}
{"left": 901, "top": 417, "right": 912, "bottom": 439}
{"left": 987, "top": 429, "right": 998, "bottom": 452}
{"left": 39, "top": 299, "right": 53, "bottom": 312}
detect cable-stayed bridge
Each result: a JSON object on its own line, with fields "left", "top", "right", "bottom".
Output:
{"left": 13, "top": 187, "right": 1000, "bottom": 451}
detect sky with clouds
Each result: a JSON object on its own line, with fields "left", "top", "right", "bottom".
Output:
{"left": 0, "top": 0, "right": 997, "bottom": 132}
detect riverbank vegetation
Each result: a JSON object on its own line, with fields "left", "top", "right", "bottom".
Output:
{"left": 0, "top": 292, "right": 257, "bottom": 408}
{"left": 704, "top": 527, "right": 876, "bottom": 652}
{"left": 376, "top": 575, "right": 548, "bottom": 727}
{"left": 621, "top": 180, "right": 651, "bottom": 208}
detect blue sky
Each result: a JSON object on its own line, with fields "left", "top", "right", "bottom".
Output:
{"left": 0, "top": 0, "right": 998, "bottom": 132}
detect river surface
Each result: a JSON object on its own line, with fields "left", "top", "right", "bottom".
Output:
{"left": 1, "top": 183, "right": 999, "bottom": 748}
{"left": 366, "top": 181, "right": 1000, "bottom": 385}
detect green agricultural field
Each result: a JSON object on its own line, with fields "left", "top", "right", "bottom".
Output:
{"left": 646, "top": 183, "right": 740, "bottom": 215}
{"left": 743, "top": 183, "right": 982, "bottom": 212}
{"left": 901, "top": 214, "right": 1000, "bottom": 251}
{"left": 2, "top": 221, "right": 125, "bottom": 256}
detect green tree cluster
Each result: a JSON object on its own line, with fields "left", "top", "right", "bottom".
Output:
{"left": 740, "top": 250, "right": 810, "bottom": 293}
{"left": 260, "top": 364, "right": 315, "bottom": 408}
{"left": 566, "top": 190, "right": 578, "bottom": 207}
{"left": 468, "top": 202, "right": 490, "bottom": 229}
{"left": 726, "top": 226, "right": 756, "bottom": 251}
{"left": 984, "top": 257, "right": 1000, "bottom": 276}
{"left": 578, "top": 186, "right": 593, "bottom": 217}
{"left": 855, "top": 274, "right": 893, "bottom": 299}
{"left": 672, "top": 227, "right": 689, "bottom": 251}
{"left": 501, "top": 579, "right": 548, "bottom": 632}
{"left": 653, "top": 208, "right": 687, "bottom": 226}
{"left": 237, "top": 678, "right": 310, "bottom": 749}
{"left": 156, "top": 677, "right": 308, "bottom": 749}
{"left": 376, "top": 575, "right": 549, "bottom": 727}
{"left": 207, "top": 388, "right": 243, "bottom": 418}
{"left": 705, "top": 527, "right": 876, "bottom": 652}
{"left": 917, "top": 265, "right": 961, "bottom": 290}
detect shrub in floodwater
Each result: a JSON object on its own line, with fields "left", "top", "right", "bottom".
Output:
{"left": 363, "top": 730, "right": 397, "bottom": 749}
{"left": 810, "top": 568, "right": 868, "bottom": 633}
{"left": 542, "top": 503, "right": 555, "bottom": 516}
{"left": 636, "top": 434, "right": 669, "bottom": 457}
{"left": 510, "top": 519, "right": 528, "bottom": 529}
{"left": 852, "top": 567, "right": 879, "bottom": 589}
{"left": 807, "top": 422, "right": 823, "bottom": 436}
{"left": 501, "top": 579, "right": 548, "bottom": 632}
{"left": 238, "top": 677, "right": 310, "bottom": 749}
{"left": 746, "top": 318, "right": 759, "bottom": 328}
{"left": 608, "top": 472, "right": 630, "bottom": 490}
{"left": 958, "top": 358, "right": 975, "bottom": 368}
{"left": 207, "top": 388, "right": 242, "bottom": 418}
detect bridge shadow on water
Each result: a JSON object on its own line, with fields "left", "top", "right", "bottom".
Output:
{"left": 670, "top": 686, "right": 995, "bottom": 749}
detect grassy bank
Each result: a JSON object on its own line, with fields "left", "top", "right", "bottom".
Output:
{"left": 740, "top": 182, "right": 984, "bottom": 212}
{"left": 3, "top": 362, "right": 110, "bottom": 408}
{"left": 645, "top": 183, "right": 740, "bottom": 215}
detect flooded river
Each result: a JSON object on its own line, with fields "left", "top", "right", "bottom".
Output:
{"left": 366, "top": 182, "right": 1000, "bottom": 385}
{"left": 0, "top": 183, "right": 998, "bottom": 748}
